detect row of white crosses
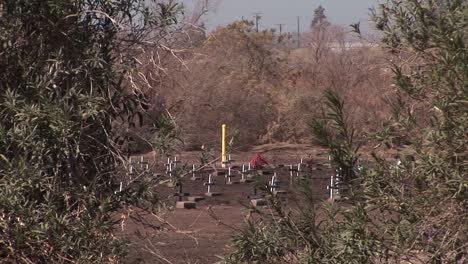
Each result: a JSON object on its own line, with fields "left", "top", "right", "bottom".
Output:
{"left": 203, "top": 155, "right": 276, "bottom": 197}
{"left": 176, "top": 154, "right": 347, "bottom": 201}
{"left": 129, "top": 156, "right": 149, "bottom": 176}
{"left": 287, "top": 158, "right": 307, "bottom": 184}
{"left": 121, "top": 156, "right": 150, "bottom": 193}
{"left": 165, "top": 156, "right": 180, "bottom": 180}
{"left": 224, "top": 154, "right": 255, "bottom": 185}
{"left": 327, "top": 172, "right": 341, "bottom": 201}
{"left": 240, "top": 164, "right": 252, "bottom": 183}
{"left": 223, "top": 154, "right": 237, "bottom": 184}
{"left": 328, "top": 167, "right": 344, "bottom": 201}
{"left": 326, "top": 155, "right": 369, "bottom": 201}
{"left": 327, "top": 158, "right": 369, "bottom": 201}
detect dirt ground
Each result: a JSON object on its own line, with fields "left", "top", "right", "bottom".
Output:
{"left": 120, "top": 144, "right": 336, "bottom": 264}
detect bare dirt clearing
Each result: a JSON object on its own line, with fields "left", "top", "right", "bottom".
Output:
{"left": 121, "top": 144, "right": 335, "bottom": 264}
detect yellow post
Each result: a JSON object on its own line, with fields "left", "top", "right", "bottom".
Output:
{"left": 221, "top": 124, "right": 226, "bottom": 168}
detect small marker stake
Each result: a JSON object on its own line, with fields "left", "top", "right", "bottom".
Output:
{"left": 289, "top": 164, "right": 293, "bottom": 184}
{"left": 226, "top": 166, "right": 237, "bottom": 184}
{"left": 190, "top": 164, "right": 202, "bottom": 181}
{"left": 204, "top": 174, "right": 221, "bottom": 197}
{"left": 240, "top": 164, "right": 246, "bottom": 182}
{"left": 269, "top": 173, "right": 280, "bottom": 193}
{"left": 207, "top": 175, "right": 212, "bottom": 193}
{"left": 221, "top": 124, "right": 226, "bottom": 168}
{"left": 174, "top": 183, "right": 190, "bottom": 202}
{"left": 166, "top": 157, "right": 170, "bottom": 173}
{"left": 270, "top": 175, "right": 275, "bottom": 192}
{"left": 168, "top": 162, "right": 173, "bottom": 179}
{"left": 327, "top": 174, "right": 341, "bottom": 201}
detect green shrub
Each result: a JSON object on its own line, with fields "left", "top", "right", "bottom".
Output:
{"left": 227, "top": 1, "right": 467, "bottom": 263}
{"left": 310, "top": 89, "right": 361, "bottom": 183}
{"left": 0, "top": 0, "right": 181, "bottom": 262}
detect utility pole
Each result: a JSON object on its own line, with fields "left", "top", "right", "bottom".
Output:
{"left": 253, "top": 12, "right": 262, "bottom": 32}
{"left": 297, "top": 16, "right": 301, "bottom": 48}
{"left": 276, "top": 23, "right": 286, "bottom": 35}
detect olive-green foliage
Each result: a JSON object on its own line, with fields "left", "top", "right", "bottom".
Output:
{"left": 228, "top": 1, "right": 467, "bottom": 263}
{"left": 150, "top": 114, "right": 183, "bottom": 158}
{"left": 363, "top": 0, "right": 467, "bottom": 262}
{"left": 0, "top": 0, "right": 180, "bottom": 263}
{"left": 310, "top": 89, "right": 361, "bottom": 182}
{"left": 228, "top": 221, "right": 289, "bottom": 263}
{"left": 226, "top": 180, "right": 381, "bottom": 264}
{"left": 227, "top": 181, "right": 314, "bottom": 264}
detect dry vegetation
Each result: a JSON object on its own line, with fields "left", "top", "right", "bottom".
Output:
{"left": 2, "top": 0, "right": 465, "bottom": 263}
{"left": 130, "top": 18, "right": 394, "bottom": 153}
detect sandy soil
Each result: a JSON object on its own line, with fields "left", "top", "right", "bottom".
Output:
{"left": 120, "top": 144, "right": 335, "bottom": 264}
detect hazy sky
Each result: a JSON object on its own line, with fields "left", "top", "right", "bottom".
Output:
{"left": 183, "top": 0, "right": 381, "bottom": 33}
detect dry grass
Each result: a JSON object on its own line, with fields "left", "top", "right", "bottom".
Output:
{"left": 133, "top": 23, "right": 394, "bottom": 150}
